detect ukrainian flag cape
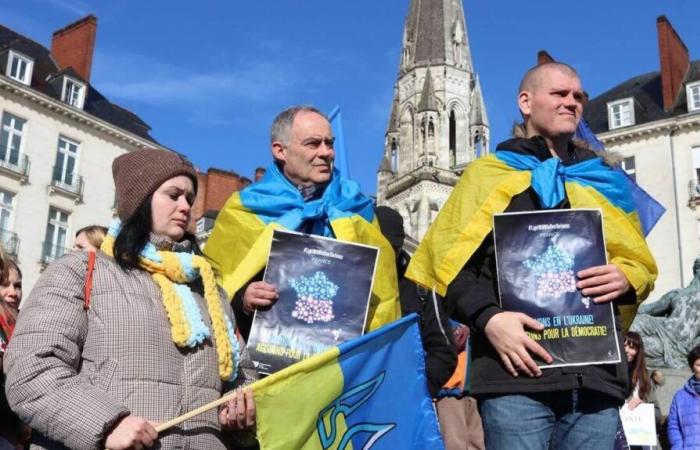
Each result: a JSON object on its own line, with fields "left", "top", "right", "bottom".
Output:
{"left": 405, "top": 151, "right": 658, "bottom": 331}
{"left": 252, "top": 314, "right": 444, "bottom": 449}
{"left": 204, "top": 163, "right": 400, "bottom": 331}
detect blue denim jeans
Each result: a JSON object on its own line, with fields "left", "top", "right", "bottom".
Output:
{"left": 478, "top": 390, "right": 619, "bottom": 450}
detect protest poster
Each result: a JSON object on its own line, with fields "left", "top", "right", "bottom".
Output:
{"left": 247, "top": 229, "right": 379, "bottom": 375}
{"left": 493, "top": 209, "right": 621, "bottom": 368}
{"left": 620, "top": 403, "right": 657, "bottom": 447}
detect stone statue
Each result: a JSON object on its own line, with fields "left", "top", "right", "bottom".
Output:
{"left": 631, "top": 257, "right": 700, "bottom": 368}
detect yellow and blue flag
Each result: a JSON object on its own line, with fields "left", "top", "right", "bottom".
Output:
{"left": 575, "top": 118, "right": 666, "bottom": 235}
{"left": 204, "top": 163, "right": 400, "bottom": 331}
{"left": 252, "top": 314, "right": 445, "bottom": 450}
{"left": 406, "top": 151, "right": 658, "bottom": 331}
{"left": 328, "top": 105, "right": 350, "bottom": 180}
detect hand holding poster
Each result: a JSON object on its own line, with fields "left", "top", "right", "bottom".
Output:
{"left": 493, "top": 209, "right": 621, "bottom": 368}
{"left": 620, "top": 403, "right": 657, "bottom": 447}
{"left": 247, "top": 230, "right": 379, "bottom": 375}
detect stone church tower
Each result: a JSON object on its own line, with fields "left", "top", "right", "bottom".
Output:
{"left": 376, "top": 0, "right": 489, "bottom": 243}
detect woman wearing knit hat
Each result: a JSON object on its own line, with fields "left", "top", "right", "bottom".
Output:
{"left": 3, "top": 149, "right": 258, "bottom": 450}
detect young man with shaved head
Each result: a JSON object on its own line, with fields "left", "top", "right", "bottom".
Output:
{"left": 407, "top": 63, "right": 656, "bottom": 448}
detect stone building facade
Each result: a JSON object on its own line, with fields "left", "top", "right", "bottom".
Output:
{"left": 376, "top": 0, "right": 489, "bottom": 243}
{"left": 583, "top": 16, "right": 700, "bottom": 297}
{"left": 0, "top": 16, "right": 171, "bottom": 292}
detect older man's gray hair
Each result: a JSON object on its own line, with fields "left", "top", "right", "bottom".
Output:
{"left": 270, "top": 105, "right": 328, "bottom": 145}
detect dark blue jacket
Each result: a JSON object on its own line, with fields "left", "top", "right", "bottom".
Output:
{"left": 668, "top": 377, "right": 700, "bottom": 450}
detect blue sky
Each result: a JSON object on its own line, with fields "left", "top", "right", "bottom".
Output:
{"left": 4, "top": 0, "right": 699, "bottom": 193}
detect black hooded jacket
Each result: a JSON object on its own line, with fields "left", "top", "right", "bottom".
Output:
{"left": 444, "top": 136, "right": 630, "bottom": 402}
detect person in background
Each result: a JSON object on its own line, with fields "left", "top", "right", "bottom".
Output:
{"left": 4, "top": 149, "right": 258, "bottom": 450}
{"left": 254, "top": 167, "right": 266, "bottom": 182}
{"left": 616, "top": 331, "right": 661, "bottom": 450}
{"left": 0, "top": 250, "right": 29, "bottom": 450}
{"left": 667, "top": 345, "right": 700, "bottom": 450}
{"left": 0, "top": 261, "right": 22, "bottom": 312}
{"left": 72, "top": 225, "right": 108, "bottom": 252}
{"left": 374, "top": 205, "right": 456, "bottom": 396}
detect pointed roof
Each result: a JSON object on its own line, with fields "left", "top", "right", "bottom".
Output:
{"left": 387, "top": 97, "right": 399, "bottom": 133}
{"left": 470, "top": 76, "right": 489, "bottom": 127}
{"left": 402, "top": 0, "right": 473, "bottom": 70}
{"left": 378, "top": 155, "right": 393, "bottom": 173}
{"left": 418, "top": 67, "right": 438, "bottom": 112}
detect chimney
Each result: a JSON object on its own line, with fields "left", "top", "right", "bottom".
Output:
{"left": 51, "top": 15, "right": 97, "bottom": 82}
{"left": 657, "top": 15, "right": 689, "bottom": 111}
{"left": 537, "top": 50, "right": 555, "bottom": 65}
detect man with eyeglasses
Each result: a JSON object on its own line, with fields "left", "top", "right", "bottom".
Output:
{"left": 205, "top": 106, "right": 400, "bottom": 341}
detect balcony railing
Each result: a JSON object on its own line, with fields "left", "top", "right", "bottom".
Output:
{"left": 41, "top": 241, "right": 69, "bottom": 264}
{"left": 50, "top": 166, "right": 84, "bottom": 199}
{"left": 0, "top": 229, "right": 19, "bottom": 257}
{"left": 0, "top": 153, "right": 30, "bottom": 181}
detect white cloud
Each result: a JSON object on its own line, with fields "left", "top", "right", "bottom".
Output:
{"left": 44, "top": 0, "right": 90, "bottom": 16}
{"left": 92, "top": 49, "right": 301, "bottom": 108}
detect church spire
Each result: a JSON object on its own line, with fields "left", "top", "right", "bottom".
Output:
{"left": 401, "top": 0, "right": 473, "bottom": 73}
{"left": 418, "top": 67, "right": 438, "bottom": 112}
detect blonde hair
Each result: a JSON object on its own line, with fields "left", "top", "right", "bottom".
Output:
{"left": 76, "top": 225, "right": 108, "bottom": 249}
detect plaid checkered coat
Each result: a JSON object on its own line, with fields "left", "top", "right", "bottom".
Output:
{"left": 3, "top": 250, "right": 258, "bottom": 449}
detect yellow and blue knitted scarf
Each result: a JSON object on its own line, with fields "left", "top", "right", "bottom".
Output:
{"left": 101, "top": 220, "right": 240, "bottom": 381}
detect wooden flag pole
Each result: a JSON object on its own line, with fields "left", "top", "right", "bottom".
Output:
{"left": 155, "top": 391, "right": 235, "bottom": 433}
{"left": 105, "top": 391, "right": 238, "bottom": 450}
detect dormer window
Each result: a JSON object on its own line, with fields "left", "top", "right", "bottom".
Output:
{"left": 687, "top": 82, "right": 700, "bottom": 112}
{"left": 6, "top": 50, "right": 33, "bottom": 85}
{"left": 62, "top": 77, "right": 86, "bottom": 109}
{"left": 607, "top": 98, "right": 635, "bottom": 130}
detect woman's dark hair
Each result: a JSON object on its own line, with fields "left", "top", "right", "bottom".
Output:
{"left": 687, "top": 345, "right": 700, "bottom": 369}
{"left": 112, "top": 194, "right": 202, "bottom": 270}
{"left": 625, "top": 331, "right": 651, "bottom": 401}
{"left": 113, "top": 195, "right": 154, "bottom": 270}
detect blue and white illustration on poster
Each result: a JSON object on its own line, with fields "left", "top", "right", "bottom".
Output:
{"left": 247, "top": 229, "right": 379, "bottom": 375}
{"left": 493, "top": 209, "right": 621, "bottom": 368}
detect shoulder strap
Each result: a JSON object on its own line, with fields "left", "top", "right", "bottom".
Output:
{"left": 83, "top": 251, "right": 96, "bottom": 310}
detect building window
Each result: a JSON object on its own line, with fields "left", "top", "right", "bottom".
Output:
{"left": 0, "top": 189, "right": 14, "bottom": 233}
{"left": 53, "top": 136, "right": 79, "bottom": 187}
{"left": 688, "top": 82, "right": 700, "bottom": 112}
{"left": 0, "top": 190, "right": 18, "bottom": 256}
{"left": 6, "top": 51, "right": 33, "bottom": 85}
{"left": 693, "top": 146, "right": 700, "bottom": 185}
{"left": 0, "top": 112, "right": 26, "bottom": 167}
{"left": 62, "top": 77, "right": 86, "bottom": 109}
{"left": 449, "top": 110, "right": 456, "bottom": 166}
{"left": 43, "top": 207, "right": 70, "bottom": 263}
{"left": 390, "top": 138, "right": 398, "bottom": 173}
{"left": 621, "top": 156, "right": 636, "bottom": 182}
{"left": 607, "top": 98, "right": 635, "bottom": 129}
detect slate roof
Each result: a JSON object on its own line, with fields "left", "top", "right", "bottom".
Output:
{"left": 409, "top": 0, "right": 446, "bottom": 66}
{"left": 584, "top": 60, "right": 700, "bottom": 134}
{"left": 0, "top": 24, "right": 157, "bottom": 143}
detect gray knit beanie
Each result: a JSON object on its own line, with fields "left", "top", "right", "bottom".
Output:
{"left": 112, "top": 149, "right": 198, "bottom": 221}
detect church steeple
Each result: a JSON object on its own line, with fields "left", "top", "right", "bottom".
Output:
{"left": 401, "top": 0, "right": 473, "bottom": 73}
{"left": 377, "top": 0, "right": 487, "bottom": 241}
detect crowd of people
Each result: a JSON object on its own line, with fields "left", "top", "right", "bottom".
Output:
{"left": 0, "top": 61, "right": 698, "bottom": 450}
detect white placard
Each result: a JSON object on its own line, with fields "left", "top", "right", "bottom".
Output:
{"left": 620, "top": 403, "right": 657, "bottom": 446}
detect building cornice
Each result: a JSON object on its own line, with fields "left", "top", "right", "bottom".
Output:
{"left": 0, "top": 76, "right": 164, "bottom": 150}
{"left": 385, "top": 164, "right": 459, "bottom": 198}
{"left": 597, "top": 112, "right": 700, "bottom": 144}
